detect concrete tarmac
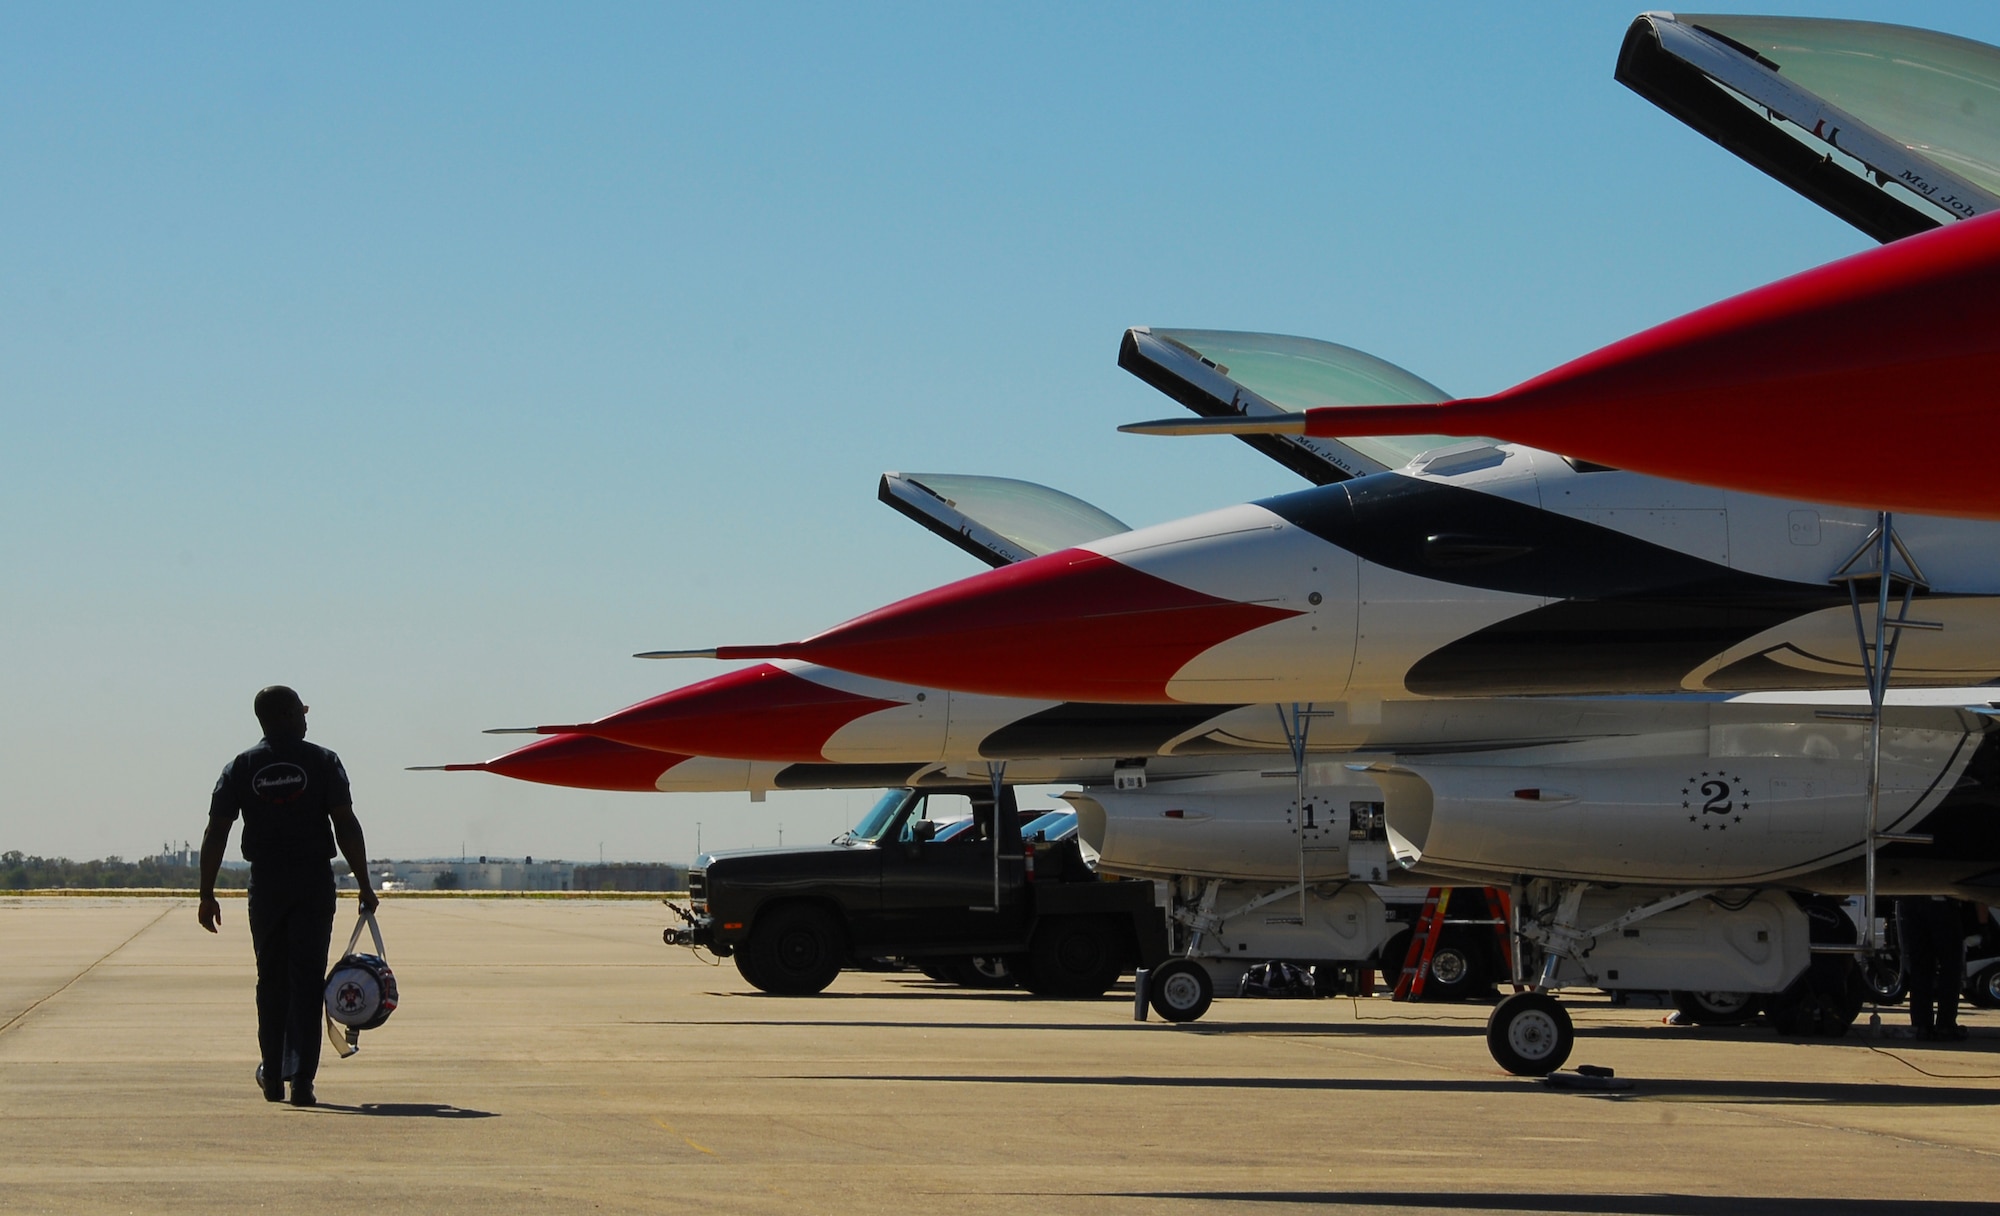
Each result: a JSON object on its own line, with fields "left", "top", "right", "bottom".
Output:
{"left": 4, "top": 896, "right": 1999, "bottom": 1215}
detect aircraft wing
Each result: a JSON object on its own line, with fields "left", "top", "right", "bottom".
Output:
{"left": 1618, "top": 12, "right": 2000, "bottom": 241}
{"left": 1118, "top": 327, "right": 1464, "bottom": 484}
{"left": 877, "top": 471, "right": 1131, "bottom": 568}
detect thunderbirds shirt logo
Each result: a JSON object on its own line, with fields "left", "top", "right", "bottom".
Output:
{"left": 250, "top": 762, "right": 309, "bottom": 804}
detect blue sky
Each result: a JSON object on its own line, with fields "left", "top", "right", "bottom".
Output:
{"left": 5, "top": 2, "right": 1997, "bottom": 863}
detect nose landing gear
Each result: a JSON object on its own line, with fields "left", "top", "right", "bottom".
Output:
{"left": 1487, "top": 991, "right": 1575, "bottom": 1076}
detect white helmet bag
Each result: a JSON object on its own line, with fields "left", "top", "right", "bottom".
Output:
{"left": 324, "top": 910, "right": 397, "bottom": 1058}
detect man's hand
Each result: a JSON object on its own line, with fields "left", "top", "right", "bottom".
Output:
{"left": 358, "top": 885, "right": 380, "bottom": 915}
{"left": 198, "top": 892, "right": 222, "bottom": 933}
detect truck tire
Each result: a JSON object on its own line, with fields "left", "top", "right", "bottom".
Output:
{"left": 740, "top": 904, "right": 846, "bottom": 996}
{"left": 1420, "top": 931, "right": 1491, "bottom": 1002}
{"left": 949, "top": 955, "right": 1016, "bottom": 989}
{"left": 1025, "top": 916, "right": 1125, "bottom": 998}
{"left": 1671, "top": 990, "right": 1760, "bottom": 1026}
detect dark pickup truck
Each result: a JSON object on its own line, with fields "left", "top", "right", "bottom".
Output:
{"left": 664, "top": 785, "right": 1168, "bottom": 997}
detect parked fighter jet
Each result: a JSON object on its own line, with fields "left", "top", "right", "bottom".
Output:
{"left": 1115, "top": 14, "right": 2000, "bottom": 520}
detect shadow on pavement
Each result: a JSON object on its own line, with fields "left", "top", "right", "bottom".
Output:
{"left": 308, "top": 1102, "right": 498, "bottom": 1119}
{"left": 1088, "top": 1193, "right": 1995, "bottom": 1214}
{"left": 793, "top": 1072, "right": 2000, "bottom": 1105}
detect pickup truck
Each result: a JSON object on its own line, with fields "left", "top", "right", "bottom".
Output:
{"left": 665, "top": 786, "right": 1168, "bottom": 997}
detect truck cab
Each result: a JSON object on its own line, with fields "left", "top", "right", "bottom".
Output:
{"left": 668, "top": 785, "right": 1165, "bottom": 997}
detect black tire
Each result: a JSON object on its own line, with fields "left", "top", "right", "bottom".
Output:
{"left": 1671, "top": 990, "right": 1761, "bottom": 1026}
{"left": 740, "top": 904, "right": 845, "bottom": 996}
{"left": 1419, "top": 931, "right": 1491, "bottom": 1002}
{"left": 1147, "top": 959, "right": 1214, "bottom": 1023}
{"left": 1766, "top": 899, "right": 1865, "bottom": 1037}
{"left": 1026, "top": 916, "right": 1126, "bottom": 998}
{"left": 949, "top": 955, "right": 1017, "bottom": 989}
{"left": 1968, "top": 964, "right": 2000, "bottom": 1009}
{"left": 1861, "top": 955, "right": 1907, "bottom": 1005}
{"left": 733, "top": 949, "right": 768, "bottom": 991}
{"left": 1486, "top": 992, "right": 1574, "bottom": 1076}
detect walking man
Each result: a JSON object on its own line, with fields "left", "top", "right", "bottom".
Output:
{"left": 198, "top": 686, "right": 378, "bottom": 1106}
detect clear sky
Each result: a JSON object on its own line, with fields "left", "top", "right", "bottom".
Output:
{"left": 6, "top": 2, "right": 1997, "bottom": 864}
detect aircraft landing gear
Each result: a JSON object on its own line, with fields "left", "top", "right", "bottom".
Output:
{"left": 1147, "top": 958, "right": 1215, "bottom": 1023}
{"left": 1487, "top": 991, "right": 1574, "bottom": 1075}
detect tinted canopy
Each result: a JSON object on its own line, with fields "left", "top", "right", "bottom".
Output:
{"left": 878, "top": 472, "right": 1131, "bottom": 568}
{"left": 1620, "top": 13, "right": 2000, "bottom": 241}
{"left": 1120, "top": 327, "right": 1461, "bottom": 482}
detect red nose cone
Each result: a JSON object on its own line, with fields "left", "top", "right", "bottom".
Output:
{"left": 1301, "top": 208, "right": 2000, "bottom": 518}
{"left": 726, "top": 548, "right": 1299, "bottom": 702}
{"left": 468, "top": 734, "right": 689, "bottom": 791}
{"left": 580, "top": 664, "right": 904, "bottom": 762}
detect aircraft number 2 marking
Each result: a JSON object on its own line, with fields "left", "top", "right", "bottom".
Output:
{"left": 1680, "top": 772, "right": 1748, "bottom": 832}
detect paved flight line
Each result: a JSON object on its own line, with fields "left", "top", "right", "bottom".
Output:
{"left": 2, "top": 897, "right": 1996, "bottom": 1216}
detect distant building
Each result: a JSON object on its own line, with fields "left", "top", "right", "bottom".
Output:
{"left": 574, "top": 863, "right": 686, "bottom": 892}
{"left": 330, "top": 857, "right": 685, "bottom": 893}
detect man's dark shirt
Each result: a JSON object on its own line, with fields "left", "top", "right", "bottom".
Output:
{"left": 209, "top": 736, "right": 350, "bottom": 868}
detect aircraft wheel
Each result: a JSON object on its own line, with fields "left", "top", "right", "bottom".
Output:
{"left": 741, "top": 904, "right": 846, "bottom": 995}
{"left": 1487, "top": 992, "right": 1574, "bottom": 1076}
{"left": 1670, "top": 990, "right": 1760, "bottom": 1026}
{"left": 1027, "top": 915, "right": 1126, "bottom": 998}
{"left": 1147, "top": 959, "right": 1214, "bottom": 1023}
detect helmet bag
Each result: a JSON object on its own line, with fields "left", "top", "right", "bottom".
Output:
{"left": 324, "top": 910, "right": 397, "bottom": 1057}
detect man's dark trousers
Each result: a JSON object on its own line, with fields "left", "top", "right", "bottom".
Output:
{"left": 1899, "top": 897, "right": 1966, "bottom": 1034}
{"left": 248, "top": 865, "right": 336, "bottom": 1086}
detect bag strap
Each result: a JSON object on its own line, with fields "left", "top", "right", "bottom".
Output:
{"left": 342, "top": 908, "right": 387, "bottom": 958}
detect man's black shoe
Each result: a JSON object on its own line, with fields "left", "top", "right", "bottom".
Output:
{"left": 257, "top": 1064, "right": 284, "bottom": 1103}
{"left": 1941, "top": 1024, "right": 1970, "bottom": 1041}
{"left": 289, "top": 1083, "right": 317, "bottom": 1107}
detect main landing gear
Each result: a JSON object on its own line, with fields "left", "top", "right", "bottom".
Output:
{"left": 1484, "top": 880, "right": 1721, "bottom": 1076}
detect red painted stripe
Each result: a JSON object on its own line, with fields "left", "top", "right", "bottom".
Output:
{"left": 478, "top": 733, "right": 690, "bottom": 792}
{"left": 581, "top": 663, "right": 904, "bottom": 762}
{"left": 1302, "top": 209, "right": 2000, "bottom": 518}
{"left": 729, "top": 548, "right": 1300, "bottom": 702}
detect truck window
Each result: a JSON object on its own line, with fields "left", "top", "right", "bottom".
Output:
{"left": 847, "top": 789, "right": 915, "bottom": 844}
{"left": 905, "top": 793, "right": 975, "bottom": 841}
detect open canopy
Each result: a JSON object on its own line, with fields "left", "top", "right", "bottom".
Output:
{"left": 878, "top": 472, "right": 1130, "bottom": 568}
{"left": 1619, "top": 12, "right": 2000, "bottom": 241}
{"left": 1119, "top": 327, "right": 1462, "bottom": 483}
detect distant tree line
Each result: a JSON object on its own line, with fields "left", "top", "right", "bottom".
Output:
{"left": 0, "top": 851, "right": 250, "bottom": 890}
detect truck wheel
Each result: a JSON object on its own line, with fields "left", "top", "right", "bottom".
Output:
{"left": 741, "top": 905, "right": 845, "bottom": 995}
{"left": 1486, "top": 992, "right": 1573, "bottom": 1076}
{"left": 1027, "top": 916, "right": 1125, "bottom": 998}
{"left": 1967, "top": 964, "right": 2000, "bottom": 1009}
{"left": 1147, "top": 959, "right": 1214, "bottom": 1023}
{"left": 1420, "top": 932, "right": 1490, "bottom": 1002}
{"left": 950, "top": 955, "right": 1015, "bottom": 989}
{"left": 1670, "top": 990, "right": 1760, "bottom": 1026}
